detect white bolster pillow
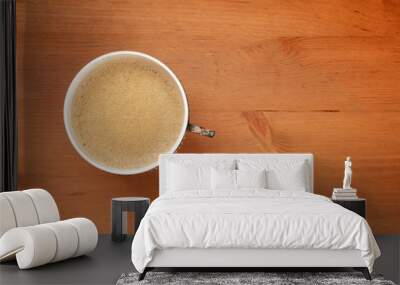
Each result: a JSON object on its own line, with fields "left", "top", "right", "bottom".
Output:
{"left": 63, "top": 218, "right": 98, "bottom": 257}
{"left": 23, "top": 189, "right": 60, "bottom": 224}
{"left": 0, "top": 196, "right": 17, "bottom": 237}
{"left": 0, "top": 226, "right": 57, "bottom": 268}
{"left": 0, "top": 189, "right": 60, "bottom": 238}
{"left": 0, "top": 191, "right": 39, "bottom": 227}
{"left": 42, "top": 221, "right": 79, "bottom": 262}
{"left": 0, "top": 218, "right": 98, "bottom": 269}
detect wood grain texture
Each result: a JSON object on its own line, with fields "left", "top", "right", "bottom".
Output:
{"left": 16, "top": 0, "right": 400, "bottom": 233}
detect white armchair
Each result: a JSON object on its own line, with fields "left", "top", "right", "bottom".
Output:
{"left": 0, "top": 189, "right": 98, "bottom": 269}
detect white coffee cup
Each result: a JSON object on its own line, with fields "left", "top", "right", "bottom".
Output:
{"left": 64, "top": 51, "right": 214, "bottom": 175}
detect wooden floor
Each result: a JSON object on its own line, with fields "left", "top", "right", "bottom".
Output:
{"left": 0, "top": 235, "right": 398, "bottom": 285}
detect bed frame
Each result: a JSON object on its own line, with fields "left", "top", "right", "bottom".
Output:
{"left": 139, "top": 153, "right": 371, "bottom": 280}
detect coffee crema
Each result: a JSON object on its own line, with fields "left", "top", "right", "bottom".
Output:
{"left": 70, "top": 56, "right": 185, "bottom": 170}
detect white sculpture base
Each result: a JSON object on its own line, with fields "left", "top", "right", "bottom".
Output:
{"left": 332, "top": 188, "right": 358, "bottom": 200}
{"left": 334, "top": 188, "right": 357, "bottom": 192}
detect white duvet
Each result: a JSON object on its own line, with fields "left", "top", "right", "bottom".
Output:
{"left": 131, "top": 190, "right": 380, "bottom": 273}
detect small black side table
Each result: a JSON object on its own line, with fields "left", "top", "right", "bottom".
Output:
{"left": 332, "top": 198, "right": 366, "bottom": 218}
{"left": 112, "top": 197, "right": 150, "bottom": 242}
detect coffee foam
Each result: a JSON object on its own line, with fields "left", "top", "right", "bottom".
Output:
{"left": 70, "top": 56, "right": 185, "bottom": 171}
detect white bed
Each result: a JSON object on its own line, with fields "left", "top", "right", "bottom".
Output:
{"left": 131, "top": 154, "right": 380, "bottom": 280}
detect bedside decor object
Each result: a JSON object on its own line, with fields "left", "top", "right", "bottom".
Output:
{"left": 332, "top": 198, "right": 366, "bottom": 218}
{"left": 64, "top": 51, "right": 215, "bottom": 176}
{"left": 0, "top": 189, "right": 98, "bottom": 269}
{"left": 112, "top": 197, "right": 150, "bottom": 242}
{"left": 343, "top": 156, "right": 352, "bottom": 189}
{"left": 332, "top": 157, "right": 358, "bottom": 200}
{"left": 332, "top": 188, "right": 358, "bottom": 200}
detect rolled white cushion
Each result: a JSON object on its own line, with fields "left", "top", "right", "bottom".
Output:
{"left": 0, "top": 226, "right": 57, "bottom": 269}
{"left": 63, "top": 218, "right": 98, "bottom": 257}
{"left": 0, "top": 188, "right": 98, "bottom": 269}
{"left": 0, "top": 219, "right": 97, "bottom": 269}
{"left": 0, "top": 196, "right": 16, "bottom": 237}
{"left": 42, "top": 221, "right": 79, "bottom": 262}
{"left": 0, "top": 192, "right": 39, "bottom": 227}
{"left": 23, "top": 189, "right": 60, "bottom": 223}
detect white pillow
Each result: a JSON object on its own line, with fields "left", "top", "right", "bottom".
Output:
{"left": 166, "top": 159, "right": 236, "bottom": 192}
{"left": 267, "top": 166, "right": 307, "bottom": 191}
{"left": 236, "top": 169, "right": 267, "bottom": 189}
{"left": 211, "top": 168, "right": 236, "bottom": 190}
{"left": 238, "top": 159, "right": 308, "bottom": 191}
{"left": 167, "top": 162, "right": 211, "bottom": 191}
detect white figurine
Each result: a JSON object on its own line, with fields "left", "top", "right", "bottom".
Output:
{"left": 343, "top": 156, "right": 352, "bottom": 189}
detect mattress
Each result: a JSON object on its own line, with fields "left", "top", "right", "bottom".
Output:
{"left": 131, "top": 190, "right": 380, "bottom": 273}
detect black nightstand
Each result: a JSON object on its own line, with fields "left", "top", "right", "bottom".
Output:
{"left": 111, "top": 197, "right": 150, "bottom": 242}
{"left": 332, "top": 198, "right": 366, "bottom": 218}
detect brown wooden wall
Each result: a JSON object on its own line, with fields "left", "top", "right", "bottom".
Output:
{"left": 16, "top": 0, "right": 400, "bottom": 234}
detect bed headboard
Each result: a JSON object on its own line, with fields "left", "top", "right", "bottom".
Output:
{"left": 159, "top": 153, "right": 314, "bottom": 196}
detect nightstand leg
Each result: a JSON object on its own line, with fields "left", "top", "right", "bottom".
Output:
{"left": 134, "top": 202, "right": 149, "bottom": 234}
{"left": 112, "top": 202, "right": 124, "bottom": 241}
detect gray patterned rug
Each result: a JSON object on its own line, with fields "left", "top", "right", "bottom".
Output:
{"left": 116, "top": 272, "right": 396, "bottom": 285}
